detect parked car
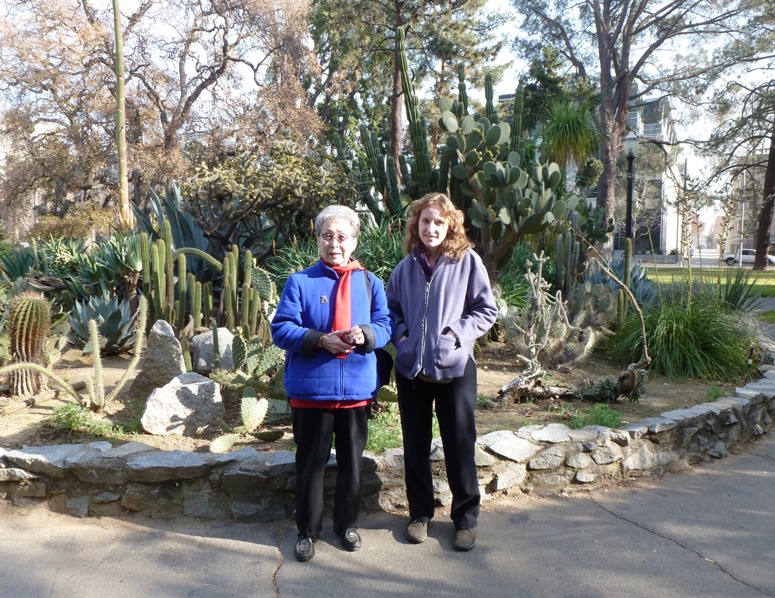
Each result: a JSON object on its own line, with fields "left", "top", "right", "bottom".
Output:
{"left": 723, "top": 248, "right": 775, "bottom": 265}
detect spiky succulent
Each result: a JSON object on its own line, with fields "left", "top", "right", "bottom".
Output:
{"left": 67, "top": 295, "right": 138, "bottom": 355}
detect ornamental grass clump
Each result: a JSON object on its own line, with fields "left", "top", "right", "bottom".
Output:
{"left": 607, "top": 300, "right": 759, "bottom": 382}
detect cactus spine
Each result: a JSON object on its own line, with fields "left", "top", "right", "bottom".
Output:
{"left": 88, "top": 319, "right": 105, "bottom": 410}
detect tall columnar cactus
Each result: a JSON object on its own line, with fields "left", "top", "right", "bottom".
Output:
{"left": 8, "top": 292, "right": 51, "bottom": 396}
{"left": 140, "top": 222, "right": 280, "bottom": 338}
{"left": 397, "top": 27, "right": 432, "bottom": 197}
{"left": 556, "top": 230, "right": 581, "bottom": 300}
{"left": 485, "top": 74, "right": 498, "bottom": 125}
{"left": 510, "top": 81, "right": 525, "bottom": 156}
{"left": 457, "top": 64, "right": 468, "bottom": 116}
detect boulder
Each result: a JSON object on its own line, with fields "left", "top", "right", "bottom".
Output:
{"left": 191, "top": 327, "right": 234, "bottom": 373}
{"left": 140, "top": 372, "right": 224, "bottom": 436}
{"left": 130, "top": 320, "right": 186, "bottom": 398}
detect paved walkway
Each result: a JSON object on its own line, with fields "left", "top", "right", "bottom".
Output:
{"left": 1, "top": 433, "right": 773, "bottom": 598}
{"left": 755, "top": 297, "right": 775, "bottom": 344}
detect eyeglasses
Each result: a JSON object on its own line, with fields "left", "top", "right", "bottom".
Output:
{"left": 319, "top": 232, "right": 352, "bottom": 244}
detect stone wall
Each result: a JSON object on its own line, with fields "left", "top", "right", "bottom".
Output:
{"left": 2, "top": 375, "right": 774, "bottom": 521}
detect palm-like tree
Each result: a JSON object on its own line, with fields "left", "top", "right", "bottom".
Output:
{"left": 543, "top": 99, "right": 599, "bottom": 170}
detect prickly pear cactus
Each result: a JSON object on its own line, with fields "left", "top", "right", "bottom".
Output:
{"left": 250, "top": 266, "right": 277, "bottom": 308}
{"left": 439, "top": 80, "right": 580, "bottom": 273}
{"left": 8, "top": 291, "right": 51, "bottom": 396}
{"left": 241, "top": 391, "right": 269, "bottom": 432}
{"left": 209, "top": 389, "right": 270, "bottom": 453}
{"left": 232, "top": 327, "right": 283, "bottom": 377}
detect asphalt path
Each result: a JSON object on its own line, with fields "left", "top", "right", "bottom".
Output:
{"left": 1, "top": 433, "right": 774, "bottom": 598}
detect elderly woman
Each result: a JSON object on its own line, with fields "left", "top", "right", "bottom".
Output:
{"left": 271, "top": 205, "right": 391, "bottom": 562}
{"left": 386, "top": 192, "right": 497, "bottom": 552}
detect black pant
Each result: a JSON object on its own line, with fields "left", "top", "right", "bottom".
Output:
{"left": 396, "top": 358, "right": 480, "bottom": 531}
{"left": 292, "top": 405, "right": 370, "bottom": 538}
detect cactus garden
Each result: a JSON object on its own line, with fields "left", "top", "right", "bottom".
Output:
{"left": 1, "top": 23, "right": 772, "bottom": 457}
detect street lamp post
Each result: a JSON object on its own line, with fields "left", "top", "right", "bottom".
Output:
{"left": 623, "top": 131, "right": 639, "bottom": 242}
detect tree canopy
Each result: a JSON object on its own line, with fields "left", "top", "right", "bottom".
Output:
{"left": 0, "top": 0, "right": 320, "bottom": 237}
{"left": 697, "top": 0, "right": 774, "bottom": 268}
{"left": 508, "top": 0, "right": 757, "bottom": 241}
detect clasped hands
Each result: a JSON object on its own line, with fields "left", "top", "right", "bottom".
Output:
{"left": 318, "top": 326, "right": 365, "bottom": 355}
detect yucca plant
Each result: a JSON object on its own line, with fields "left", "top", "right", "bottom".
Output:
{"left": 67, "top": 296, "right": 138, "bottom": 355}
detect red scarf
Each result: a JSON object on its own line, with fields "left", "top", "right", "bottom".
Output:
{"left": 328, "top": 259, "right": 364, "bottom": 358}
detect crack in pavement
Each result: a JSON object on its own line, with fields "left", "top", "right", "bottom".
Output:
{"left": 271, "top": 524, "right": 285, "bottom": 598}
{"left": 589, "top": 497, "right": 774, "bottom": 597}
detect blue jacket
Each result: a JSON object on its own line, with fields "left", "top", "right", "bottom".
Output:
{"left": 271, "top": 259, "right": 391, "bottom": 401}
{"left": 386, "top": 249, "right": 497, "bottom": 380}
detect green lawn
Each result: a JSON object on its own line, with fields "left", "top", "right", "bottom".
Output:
{"left": 643, "top": 265, "right": 775, "bottom": 297}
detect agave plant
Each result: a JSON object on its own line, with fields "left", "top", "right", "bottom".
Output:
{"left": 0, "top": 245, "right": 36, "bottom": 287}
{"left": 67, "top": 295, "right": 138, "bottom": 355}
{"left": 582, "top": 257, "right": 656, "bottom": 309}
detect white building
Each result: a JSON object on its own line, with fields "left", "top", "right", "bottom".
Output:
{"left": 623, "top": 97, "right": 684, "bottom": 255}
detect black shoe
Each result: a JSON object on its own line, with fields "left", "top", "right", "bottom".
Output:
{"left": 294, "top": 535, "right": 315, "bottom": 562}
{"left": 338, "top": 527, "right": 362, "bottom": 552}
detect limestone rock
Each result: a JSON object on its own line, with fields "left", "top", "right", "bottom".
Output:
{"left": 191, "top": 327, "right": 234, "bottom": 373}
{"left": 130, "top": 320, "right": 186, "bottom": 398}
{"left": 140, "top": 373, "right": 224, "bottom": 436}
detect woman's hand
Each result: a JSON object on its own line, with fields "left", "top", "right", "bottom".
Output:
{"left": 318, "top": 328, "right": 363, "bottom": 355}
{"left": 344, "top": 326, "right": 365, "bottom": 346}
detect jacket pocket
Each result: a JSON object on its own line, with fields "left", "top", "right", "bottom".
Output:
{"left": 434, "top": 334, "right": 466, "bottom": 369}
{"left": 395, "top": 337, "right": 416, "bottom": 370}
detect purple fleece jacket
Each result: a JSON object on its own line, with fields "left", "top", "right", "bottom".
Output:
{"left": 386, "top": 249, "right": 497, "bottom": 381}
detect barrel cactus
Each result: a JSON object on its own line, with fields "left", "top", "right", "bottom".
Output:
{"left": 8, "top": 291, "right": 51, "bottom": 396}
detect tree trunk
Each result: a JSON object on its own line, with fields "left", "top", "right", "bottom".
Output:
{"left": 754, "top": 129, "right": 775, "bottom": 270}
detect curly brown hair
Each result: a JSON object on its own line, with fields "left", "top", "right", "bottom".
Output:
{"left": 403, "top": 193, "right": 473, "bottom": 261}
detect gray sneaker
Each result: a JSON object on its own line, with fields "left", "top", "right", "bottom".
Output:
{"left": 454, "top": 528, "right": 476, "bottom": 551}
{"left": 405, "top": 519, "right": 428, "bottom": 544}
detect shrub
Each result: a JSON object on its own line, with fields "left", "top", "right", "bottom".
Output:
{"left": 607, "top": 301, "right": 759, "bottom": 381}
{"left": 42, "top": 403, "right": 121, "bottom": 439}
{"left": 353, "top": 215, "right": 405, "bottom": 283}
{"left": 265, "top": 235, "right": 318, "bottom": 291}
{"left": 30, "top": 203, "right": 114, "bottom": 241}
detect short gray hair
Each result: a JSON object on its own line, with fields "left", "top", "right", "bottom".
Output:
{"left": 314, "top": 205, "right": 361, "bottom": 237}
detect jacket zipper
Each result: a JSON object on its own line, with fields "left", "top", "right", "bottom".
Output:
{"left": 415, "top": 258, "right": 441, "bottom": 379}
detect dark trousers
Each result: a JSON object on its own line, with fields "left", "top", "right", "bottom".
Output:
{"left": 292, "top": 405, "right": 370, "bottom": 538}
{"left": 396, "top": 358, "right": 480, "bottom": 531}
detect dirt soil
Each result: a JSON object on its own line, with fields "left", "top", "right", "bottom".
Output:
{"left": 0, "top": 344, "right": 732, "bottom": 453}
